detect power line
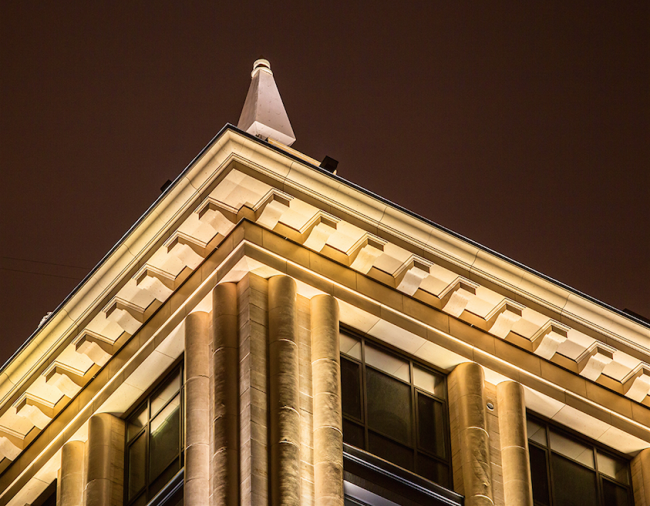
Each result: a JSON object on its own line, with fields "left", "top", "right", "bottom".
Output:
{"left": 1, "top": 256, "right": 90, "bottom": 270}
{"left": 0, "top": 267, "right": 83, "bottom": 281}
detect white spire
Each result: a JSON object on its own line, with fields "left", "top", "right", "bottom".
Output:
{"left": 237, "top": 59, "right": 296, "bottom": 146}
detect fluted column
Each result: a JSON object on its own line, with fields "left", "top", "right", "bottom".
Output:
{"left": 311, "top": 294, "right": 343, "bottom": 506}
{"left": 212, "top": 283, "right": 239, "bottom": 506}
{"left": 452, "top": 362, "right": 493, "bottom": 506}
{"left": 185, "top": 311, "right": 211, "bottom": 505}
{"left": 268, "top": 276, "right": 301, "bottom": 506}
{"left": 59, "top": 440, "right": 85, "bottom": 506}
{"left": 497, "top": 381, "right": 533, "bottom": 506}
{"left": 84, "top": 413, "right": 125, "bottom": 506}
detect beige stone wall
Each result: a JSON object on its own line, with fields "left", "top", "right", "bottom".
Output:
{"left": 632, "top": 449, "right": 650, "bottom": 506}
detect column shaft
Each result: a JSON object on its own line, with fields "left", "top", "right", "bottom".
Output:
{"left": 59, "top": 440, "right": 85, "bottom": 506}
{"left": 452, "top": 362, "right": 494, "bottom": 506}
{"left": 497, "top": 381, "right": 533, "bottom": 506}
{"left": 212, "top": 283, "right": 239, "bottom": 506}
{"left": 185, "top": 311, "right": 211, "bottom": 506}
{"left": 84, "top": 413, "right": 125, "bottom": 506}
{"left": 269, "top": 276, "right": 301, "bottom": 506}
{"left": 311, "top": 295, "right": 343, "bottom": 506}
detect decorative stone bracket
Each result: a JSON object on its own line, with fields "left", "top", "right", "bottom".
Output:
{"left": 394, "top": 255, "right": 433, "bottom": 296}
{"left": 346, "top": 234, "right": 386, "bottom": 272}
{"left": 43, "top": 363, "right": 86, "bottom": 398}
{"left": 134, "top": 264, "right": 182, "bottom": 302}
{"left": 197, "top": 188, "right": 292, "bottom": 228}
{"left": 529, "top": 320, "right": 570, "bottom": 360}
{"left": 623, "top": 363, "right": 650, "bottom": 402}
{"left": 14, "top": 393, "right": 56, "bottom": 430}
{"left": 577, "top": 342, "right": 616, "bottom": 381}
{"left": 0, "top": 426, "right": 25, "bottom": 461}
{"left": 73, "top": 330, "right": 117, "bottom": 367}
{"left": 164, "top": 231, "right": 209, "bottom": 270}
{"left": 485, "top": 299, "right": 525, "bottom": 339}
{"left": 103, "top": 297, "right": 146, "bottom": 335}
{"left": 439, "top": 277, "right": 479, "bottom": 318}
{"left": 274, "top": 209, "right": 340, "bottom": 249}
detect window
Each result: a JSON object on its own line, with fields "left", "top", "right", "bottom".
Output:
{"left": 340, "top": 331, "right": 451, "bottom": 488}
{"left": 527, "top": 415, "right": 632, "bottom": 506}
{"left": 125, "top": 364, "right": 184, "bottom": 506}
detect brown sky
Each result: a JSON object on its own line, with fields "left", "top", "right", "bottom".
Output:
{"left": 1, "top": 1, "right": 648, "bottom": 366}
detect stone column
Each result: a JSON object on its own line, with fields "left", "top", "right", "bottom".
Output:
{"left": 185, "top": 311, "right": 211, "bottom": 506}
{"left": 311, "top": 294, "right": 343, "bottom": 506}
{"left": 59, "top": 440, "right": 85, "bottom": 506}
{"left": 268, "top": 276, "right": 301, "bottom": 506}
{"left": 84, "top": 413, "right": 125, "bottom": 506}
{"left": 212, "top": 283, "right": 239, "bottom": 506}
{"left": 497, "top": 381, "right": 533, "bottom": 506}
{"left": 452, "top": 362, "right": 493, "bottom": 506}
{"left": 632, "top": 449, "right": 650, "bottom": 505}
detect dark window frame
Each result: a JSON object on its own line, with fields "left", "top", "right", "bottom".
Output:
{"left": 339, "top": 326, "right": 452, "bottom": 488}
{"left": 527, "top": 412, "right": 633, "bottom": 506}
{"left": 124, "top": 360, "right": 185, "bottom": 506}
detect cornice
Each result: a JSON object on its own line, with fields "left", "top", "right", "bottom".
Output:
{"left": 0, "top": 125, "right": 648, "bottom": 477}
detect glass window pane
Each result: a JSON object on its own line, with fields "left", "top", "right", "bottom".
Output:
{"left": 527, "top": 418, "right": 547, "bottom": 447}
{"left": 417, "top": 453, "right": 450, "bottom": 489}
{"left": 368, "top": 431, "right": 414, "bottom": 471}
{"left": 597, "top": 452, "right": 629, "bottom": 485}
{"left": 551, "top": 454, "right": 598, "bottom": 506}
{"left": 529, "top": 444, "right": 550, "bottom": 506}
{"left": 340, "top": 333, "right": 361, "bottom": 360}
{"left": 413, "top": 367, "right": 445, "bottom": 398}
{"left": 417, "top": 393, "right": 446, "bottom": 458}
{"left": 151, "top": 370, "right": 182, "bottom": 417}
{"left": 130, "top": 494, "right": 148, "bottom": 506}
{"left": 367, "top": 368, "right": 412, "bottom": 445}
{"left": 549, "top": 430, "right": 594, "bottom": 468}
{"left": 602, "top": 478, "right": 629, "bottom": 506}
{"left": 149, "top": 459, "right": 181, "bottom": 500}
{"left": 342, "top": 419, "right": 365, "bottom": 449}
{"left": 341, "top": 357, "right": 362, "bottom": 420}
{"left": 365, "top": 345, "right": 410, "bottom": 382}
{"left": 127, "top": 403, "right": 148, "bottom": 442}
{"left": 128, "top": 433, "right": 146, "bottom": 500}
{"left": 149, "top": 394, "right": 181, "bottom": 481}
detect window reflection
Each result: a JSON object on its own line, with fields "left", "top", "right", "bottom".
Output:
{"left": 125, "top": 364, "right": 183, "bottom": 506}
{"left": 527, "top": 415, "right": 631, "bottom": 506}
{"left": 339, "top": 331, "right": 450, "bottom": 488}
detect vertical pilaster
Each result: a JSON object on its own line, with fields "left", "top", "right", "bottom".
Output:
{"left": 185, "top": 311, "right": 211, "bottom": 506}
{"left": 213, "top": 283, "right": 239, "bottom": 506}
{"left": 59, "top": 440, "right": 85, "bottom": 506}
{"left": 632, "top": 449, "right": 650, "bottom": 506}
{"left": 238, "top": 274, "right": 269, "bottom": 506}
{"left": 268, "top": 275, "right": 301, "bottom": 506}
{"left": 451, "top": 362, "right": 494, "bottom": 506}
{"left": 84, "top": 413, "right": 125, "bottom": 506}
{"left": 497, "top": 381, "right": 533, "bottom": 506}
{"left": 310, "top": 294, "right": 343, "bottom": 506}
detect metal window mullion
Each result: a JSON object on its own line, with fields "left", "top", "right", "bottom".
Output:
{"left": 541, "top": 422, "right": 555, "bottom": 506}
{"left": 361, "top": 337, "right": 369, "bottom": 452}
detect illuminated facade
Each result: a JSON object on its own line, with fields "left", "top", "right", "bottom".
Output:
{"left": 1, "top": 60, "right": 649, "bottom": 506}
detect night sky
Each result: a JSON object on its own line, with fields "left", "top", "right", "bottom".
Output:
{"left": 1, "top": 2, "right": 648, "bottom": 366}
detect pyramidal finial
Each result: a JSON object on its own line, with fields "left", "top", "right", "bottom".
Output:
{"left": 237, "top": 59, "right": 296, "bottom": 146}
